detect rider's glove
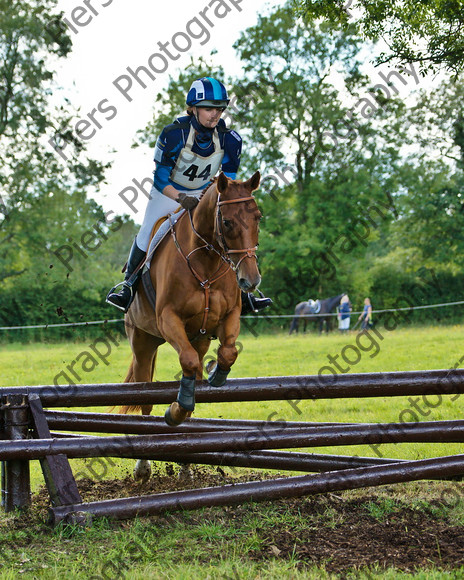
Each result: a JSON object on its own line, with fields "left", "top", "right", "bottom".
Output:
{"left": 177, "top": 192, "right": 199, "bottom": 210}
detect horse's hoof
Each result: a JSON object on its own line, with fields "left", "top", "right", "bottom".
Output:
{"left": 133, "top": 459, "right": 151, "bottom": 483}
{"left": 205, "top": 359, "right": 216, "bottom": 374}
{"left": 164, "top": 402, "right": 189, "bottom": 426}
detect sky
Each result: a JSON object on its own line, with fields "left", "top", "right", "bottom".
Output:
{"left": 53, "top": 0, "right": 282, "bottom": 223}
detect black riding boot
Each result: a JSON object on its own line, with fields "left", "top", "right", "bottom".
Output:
{"left": 241, "top": 290, "right": 273, "bottom": 315}
{"left": 106, "top": 238, "right": 146, "bottom": 312}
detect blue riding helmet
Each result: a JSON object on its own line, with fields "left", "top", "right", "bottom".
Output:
{"left": 186, "top": 77, "right": 230, "bottom": 108}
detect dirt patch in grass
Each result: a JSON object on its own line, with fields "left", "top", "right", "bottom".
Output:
{"left": 24, "top": 467, "right": 464, "bottom": 575}
{"left": 248, "top": 496, "right": 464, "bottom": 574}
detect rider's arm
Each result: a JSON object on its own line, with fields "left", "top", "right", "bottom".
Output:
{"left": 152, "top": 121, "right": 185, "bottom": 194}
{"left": 162, "top": 184, "right": 182, "bottom": 201}
{"left": 221, "top": 124, "right": 242, "bottom": 180}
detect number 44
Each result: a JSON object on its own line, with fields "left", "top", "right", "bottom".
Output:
{"left": 183, "top": 164, "right": 211, "bottom": 181}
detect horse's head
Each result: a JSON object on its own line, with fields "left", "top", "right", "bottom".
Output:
{"left": 215, "top": 171, "right": 262, "bottom": 292}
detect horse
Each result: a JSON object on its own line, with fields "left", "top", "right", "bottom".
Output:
{"left": 121, "top": 171, "right": 262, "bottom": 481}
{"left": 288, "top": 293, "right": 346, "bottom": 335}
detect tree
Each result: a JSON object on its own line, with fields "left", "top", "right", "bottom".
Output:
{"left": 0, "top": 0, "right": 109, "bottom": 285}
{"left": 295, "top": 0, "right": 464, "bottom": 74}
{"left": 384, "top": 76, "right": 464, "bottom": 270}
{"left": 231, "top": 3, "right": 405, "bottom": 305}
{"left": 0, "top": 0, "right": 127, "bottom": 329}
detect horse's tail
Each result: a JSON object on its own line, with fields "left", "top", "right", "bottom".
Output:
{"left": 117, "top": 354, "right": 157, "bottom": 415}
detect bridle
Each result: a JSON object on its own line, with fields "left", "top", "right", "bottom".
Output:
{"left": 169, "top": 191, "right": 259, "bottom": 335}
{"left": 215, "top": 194, "right": 259, "bottom": 271}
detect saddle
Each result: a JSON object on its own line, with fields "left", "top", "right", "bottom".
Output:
{"left": 307, "top": 299, "right": 321, "bottom": 314}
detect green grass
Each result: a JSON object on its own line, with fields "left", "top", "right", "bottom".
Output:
{"left": 1, "top": 325, "right": 464, "bottom": 578}
{"left": 2, "top": 324, "right": 463, "bottom": 487}
{"left": 3, "top": 323, "right": 464, "bottom": 387}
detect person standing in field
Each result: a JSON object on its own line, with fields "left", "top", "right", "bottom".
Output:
{"left": 338, "top": 293, "right": 351, "bottom": 333}
{"left": 358, "top": 297, "right": 373, "bottom": 330}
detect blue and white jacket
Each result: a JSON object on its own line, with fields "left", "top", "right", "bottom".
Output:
{"left": 152, "top": 114, "right": 242, "bottom": 192}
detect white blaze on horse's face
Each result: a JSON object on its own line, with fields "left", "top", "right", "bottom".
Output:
{"left": 216, "top": 171, "right": 262, "bottom": 292}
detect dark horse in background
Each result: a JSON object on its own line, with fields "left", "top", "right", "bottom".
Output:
{"left": 289, "top": 293, "right": 346, "bottom": 334}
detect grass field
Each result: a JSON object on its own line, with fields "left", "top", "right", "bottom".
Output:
{"left": 1, "top": 325, "right": 464, "bottom": 578}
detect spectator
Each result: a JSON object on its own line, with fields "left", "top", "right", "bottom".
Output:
{"left": 358, "top": 297, "right": 373, "bottom": 330}
{"left": 338, "top": 294, "right": 352, "bottom": 333}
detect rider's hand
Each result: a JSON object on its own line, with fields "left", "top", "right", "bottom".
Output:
{"left": 177, "top": 192, "right": 199, "bottom": 210}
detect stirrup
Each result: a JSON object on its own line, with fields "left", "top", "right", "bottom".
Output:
{"left": 105, "top": 282, "right": 134, "bottom": 312}
{"left": 241, "top": 290, "right": 272, "bottom": 315}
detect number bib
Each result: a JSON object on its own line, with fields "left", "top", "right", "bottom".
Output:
{"left": 170, "top": 125, "right": 224, "bottom": 190}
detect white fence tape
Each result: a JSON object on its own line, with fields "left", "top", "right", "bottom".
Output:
{"left": 0, "top": 300, "right": 463, "bottom": 330}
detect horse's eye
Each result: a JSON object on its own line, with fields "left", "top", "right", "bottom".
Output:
{"left": 223, "top": 219, "right": 233, "bottom": 229}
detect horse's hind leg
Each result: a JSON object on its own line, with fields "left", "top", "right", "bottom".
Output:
{"left": 122, "top": 326, "right": 163, "bottom": 413}
{"left": 289, "top": 316, "right": 298, "bottom": 334}
{"left": 127, "top": 327, "right": 164, "bottom": 482}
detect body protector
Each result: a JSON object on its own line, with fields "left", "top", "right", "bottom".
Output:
{"left": 170, "top": 124, "right": 224, "bottom": 190}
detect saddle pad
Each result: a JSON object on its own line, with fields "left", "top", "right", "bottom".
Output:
{"left": 145, "top": 210, "right": 184, "bottom": 269}
{"left": 308, "top": 299, "right": 321, "bottom": 314}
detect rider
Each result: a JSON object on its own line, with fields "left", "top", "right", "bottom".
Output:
{"left": 106, "top": 77, "right": 272, "bottom": 314}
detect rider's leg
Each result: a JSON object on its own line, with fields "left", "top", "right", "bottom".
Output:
{"left": 106, "top": 185, "right": 181, "bottom": 312}
{"left": 106, "top": 237, "right": 146, "bottom": 312}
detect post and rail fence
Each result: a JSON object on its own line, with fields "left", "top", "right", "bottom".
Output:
{"left": 1, "top": 369, "right": 463, "bottom": 525}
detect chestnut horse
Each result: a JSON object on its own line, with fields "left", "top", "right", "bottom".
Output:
{"left": 122, "top": 171, "right": 262, "bottom": 480}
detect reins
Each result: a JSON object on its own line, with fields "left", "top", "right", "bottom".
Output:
{"left": 169, "top": 189, "right": 258, "bottom": 335}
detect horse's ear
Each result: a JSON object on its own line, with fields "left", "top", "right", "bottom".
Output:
{"left": 245, "top": 171, "right": 261, "bottom": 192}
{"left": 217, "top": 172, "right": 229, "bottom": 194}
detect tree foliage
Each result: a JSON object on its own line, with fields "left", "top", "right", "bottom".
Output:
{"left": 0, "top": 0, "right": 135, "bottom": 333}
{"left": 295, "top": 0, "right": 464, "bottom": 74}
{"left": 2, "top": 0, "right": 464, "bottom": 334}
{"left": 230, "top": 4, "right": 403, "bottom": 303}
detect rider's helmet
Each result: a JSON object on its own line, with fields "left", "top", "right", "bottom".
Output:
{"left": 186, "top": 77, "right": 230, "bottom": 108}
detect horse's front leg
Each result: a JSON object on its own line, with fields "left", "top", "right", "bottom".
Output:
{"left": 207, "top": 309, "right": 240, "bottom": 387}
{"left": 159, "top": 309, "right": 203, "bottom": 426}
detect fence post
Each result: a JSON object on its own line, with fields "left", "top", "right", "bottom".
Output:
{"left": 29, "top": 394, "right": 82, "bottom": 507}
{"left": 1, "top": 394, "right": 31, "bottom": 511}
{"left": 1, "top": 405, "right": 5, "bottom": 508}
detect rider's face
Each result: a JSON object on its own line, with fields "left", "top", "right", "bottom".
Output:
{"left": 195, "top": 106, "right": 224, "bottom": 128}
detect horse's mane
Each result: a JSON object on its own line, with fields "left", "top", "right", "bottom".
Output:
{"left": 197, "top": 174, "right": 245, "bottom": 204}
{"left": 197, "top": 178, "right": 218, "bottom": 203}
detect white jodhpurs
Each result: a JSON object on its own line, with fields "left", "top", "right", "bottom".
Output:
{"left": 136, "top": 185, "right": 203, "bottom": 251}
